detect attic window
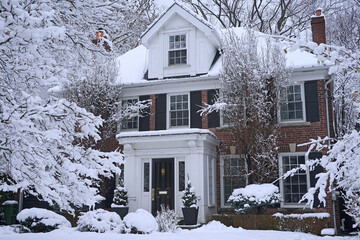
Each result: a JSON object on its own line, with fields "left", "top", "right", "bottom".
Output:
{"left": 169, "top": 34, "right": 187, "bottom": 65}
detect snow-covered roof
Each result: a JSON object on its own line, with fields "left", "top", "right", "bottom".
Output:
{"left": 116, "top": 2, "right": 329, "bottom": 86}
{"left": 115, "top": 32, "right": 327, "bottom": 86}
{"left": 117, "top": 128, "right": 217, "bottom": 139}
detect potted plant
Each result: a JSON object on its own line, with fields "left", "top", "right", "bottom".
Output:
{"left": 181, "top": 179, "right": 198, "bottom": 225}
{"left": 111, "top": 180, "right": 129, "bottom": 219}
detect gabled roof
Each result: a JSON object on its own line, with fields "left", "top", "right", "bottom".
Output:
{"left": 141, "top": 2, "right": 221, "bottom": 47}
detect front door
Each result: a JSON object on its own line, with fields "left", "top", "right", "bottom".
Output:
{"left": 152, "top": 158, "right": 174, "bottom": 215}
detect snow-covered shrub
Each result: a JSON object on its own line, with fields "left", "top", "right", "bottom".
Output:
{"left": 17, "top": 208, "right": 71, "bottom": 233}
{"left": 124, "top": 209, "right": 158, "bottom": 234}
{"left": 156, "top": 205, "right": 178, "bottom": 232}
{"left": 182, "top": 180, "right": 197, "bottom": 208}
{"left": 228, "top": 184, "right": 281, "bottom": 213}
{"left": 112, "top": 181, "right": 128, "bottom": 207}
{"left": 76, "top": 209, "right": 124, "bottom": 233}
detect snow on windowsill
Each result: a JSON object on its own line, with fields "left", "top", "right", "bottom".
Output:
{"left": 117, "top": 129, "right": 217, "bottom": 138}
{"left": 278, "top": 121, "right": 311, "bottom": 127}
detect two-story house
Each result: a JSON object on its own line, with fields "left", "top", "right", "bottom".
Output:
{"left": 116, "top": 3, "right": 336, "bottom": 225}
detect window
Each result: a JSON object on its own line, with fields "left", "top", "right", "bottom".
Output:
{"left": 208, "top": 158, "right": 215, "bottom": 205}
{"left": 179, "top": 161, "right": 185, "bottom": 192}
{"left": 280, "top": 84, "right": 304, "bottom": 121}
{"left": 220, "top": 155, "right": 247, "bottom": 207}
{"left": 279, "top": 154, "right": 309, "bottom": 206}
{"left": 121, "top": 98, "right": 138, "bottom": 130}
{"left": 169, "top": 34, "right": 187, "bottom": 65}
{"left": 169, "top": 94, "right": 189, "bottom": 127}
{"left": 143, "top": 162, "right": 150, "bottom": 192}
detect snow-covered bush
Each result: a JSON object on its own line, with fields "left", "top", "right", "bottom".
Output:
{"left": 228, "top": 184, "right": 281, "bottom": 213}
{"left": 17, "top": 208, "right": 71, "bottom": 233}
{"left": 156, "top": 205, "right": 178, "bottom": 232}
{"left": 182, "top": 181, "right": 197, "bottom": 208}
{"left": 76, "top": 209, "right": 123, "bottom": 233}
{"left": 112, "top": 181, "right": 128, "bottom": 207}
{"left": 124, "top": 209, "right": 158, "bottom": 234}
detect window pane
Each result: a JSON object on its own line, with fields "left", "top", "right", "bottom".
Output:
{"left": 122, "top": 99, "right": 138, "bottom": 130}
{"left": 280, "top": 85, "right": 303, "bottom": 121}
{"left": 222, "top": 156, "right": 247, "bottom": 206}
{"left": 168, "top": 35, "right": 187, "bottom": 65}
{"left": 170, "top": 94, "right": 189, "bottom": 127}
{"left": 144, "top": 162, "right": 149, "bottom": 192}
{"left": 282, "top": 155, "right": 308, "bottom": 204}
{"left": 179, "top": 161, "right": 185, "bottom": 191}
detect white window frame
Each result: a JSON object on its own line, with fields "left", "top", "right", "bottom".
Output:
{"left": 167, "top": 92, "right": 190, "bottom": 129}
{"left": 168, "top": 33, "right": 187, "bottom": 66}
{"left": 279, "top": 83, "right": 306, "bottom": 123}
{"left": 120, "top": 97, "right": 139, "bottom": 131}
{"left": 208, "top": 157, "right": 216, "bottom": 206}
{"left": 278, "top": 152, "right": 310, "bottom": 208}
{"left": 220, "top": 155, "right": 248, "bottom": 208}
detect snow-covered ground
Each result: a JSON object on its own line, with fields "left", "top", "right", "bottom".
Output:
{"left": 0, "top": 221, "right": 357, "bottom": 240}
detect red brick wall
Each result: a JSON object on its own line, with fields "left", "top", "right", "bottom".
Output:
{"left": 200, "top": 82, "right": 338, "bottom": 227}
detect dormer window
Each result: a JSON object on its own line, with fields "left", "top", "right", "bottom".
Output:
{"left": 169, "top": 34, "right": 187, "bottom": 65}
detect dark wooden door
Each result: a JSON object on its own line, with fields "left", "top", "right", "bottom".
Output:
{"left": 152, "top": 158, "right": 174, "bottom": 215}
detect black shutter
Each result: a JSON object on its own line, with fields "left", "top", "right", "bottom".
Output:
{"left": 190, "top": 91, "right": 202, "bottom": 128}
{"left": 155, "top": 94, "right": 166, "bottom": 130}
{"left": 139, "top": 95, "right": 150, "bottom": 131}
{"left": 207, "top": 89, "right": 220, "bottom": 128}
{"left": 305, "top": 81, "right": 320, "bottom": 122}
{"left": 309, "top": 152, "right": 324, "bottom": 208}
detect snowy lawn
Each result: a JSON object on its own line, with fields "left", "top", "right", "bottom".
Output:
{"left": 0, "top": 221, "right": 357, "bottom": 240}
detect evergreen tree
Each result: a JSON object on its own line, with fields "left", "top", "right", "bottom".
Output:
{"left": 182, "top": 180, "right": 197, "bottom": 208}
{"left": 112, "top": 180, "right": 128, "bottom": 207}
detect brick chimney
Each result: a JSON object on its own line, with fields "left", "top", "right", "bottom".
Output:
{"left": 311, "top": 8, "right": 326, "bottom": 45}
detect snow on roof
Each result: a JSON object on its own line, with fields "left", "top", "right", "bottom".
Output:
{"left": 116, "top": 5, "right": 328, "bottom": 86}
{"left": 117, "top": 128, "right": 217, "bottom": 139}
{"left": 116, "top": 35, "right": 325, "bottom": 86}
{"left": 115, "top": 45, "right": 148, "bottom": 85}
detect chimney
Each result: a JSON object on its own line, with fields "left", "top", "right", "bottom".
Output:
{"left": 311, "top": 8, "right": 326, "bottom": 45}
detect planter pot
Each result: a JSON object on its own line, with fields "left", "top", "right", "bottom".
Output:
{"left": 182, "top": 207, "right": 198, "bottom": 225}
{"left": 112, "top": 207, "right": 129, "bottom": 220}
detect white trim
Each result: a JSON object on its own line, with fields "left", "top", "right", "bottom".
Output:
{"left": 279, "top": 82, "right": 307, "bottom": 124}
{"left": 167, "top": 92, "right": 190, "bottom": 129}
{"left": 278, "top": 152, "right": 310, "bottom": 208}
{"left": 207, "top": 157, "right": 216, "bottom": 206}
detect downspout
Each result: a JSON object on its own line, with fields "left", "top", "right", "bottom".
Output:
{"left": 325, "top": 75, "right": 337, "bottom": 235}
{"left": 325, "top": 75, "right": 334, "bottom": 147}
